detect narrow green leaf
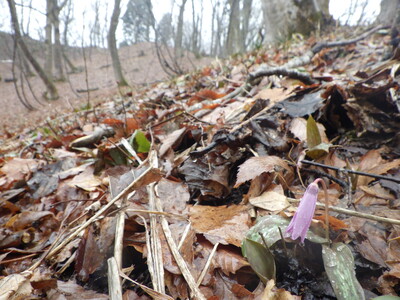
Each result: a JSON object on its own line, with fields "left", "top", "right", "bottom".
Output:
{"left": 322, "top": 243, "right": 365, "bottom": 300}
{"left": 306, "top": 115, "right": 321, "bottom": 149}
{"left": 241, "top": 238, "right": 276, "bottom": 283}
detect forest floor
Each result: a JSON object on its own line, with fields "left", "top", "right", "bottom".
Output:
{"left": 0, "top": 41, "right": 212, "bottom": 135}
{"left": 0, "top": 26, "right": 400, "bottom": 299}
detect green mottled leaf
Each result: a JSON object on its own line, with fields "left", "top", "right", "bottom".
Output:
{"left": 241, "top": 238, "right": 275, "bottom": 283}
{"left": 322, "top": 243, "right": 365, "bottom": 300}
{"left": 243, "top": 215, "right": 327, "bottom": 253}
{"left": 131, "top": 130, "right": 150, "bottom": 153}
{"left": 306, "top": 115, "right": 321, "bottom": 149}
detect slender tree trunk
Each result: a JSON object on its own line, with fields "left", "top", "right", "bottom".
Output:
{"left": 241, "top": 0, "right": 252, "bottom": 51}
{"left": 44, "top": 0, "right": 53, "bottom": 80}
{"left": 108, "top": 0, "right": 128, "bottom": 87}
{"left": 52, "top": 0, "right": 67, "bottom": 81}
{"left": 225, "top": 0, "right": 240, "bottom": 56}
{"left": 175, "top": 0, "right": 187, "bottom": 58}
{"left": 53, "top": 14, "right": 65, "bottom": 81}
{"left": 7, "top": 0, "right": 58, "bottom": 100}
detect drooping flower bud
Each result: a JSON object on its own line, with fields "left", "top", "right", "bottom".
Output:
{"left": 285, "top": 180, "right": 319, "bottom": 243}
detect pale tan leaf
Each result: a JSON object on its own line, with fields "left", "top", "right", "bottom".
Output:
{"left": 189, "top": 205, "right": 250, "bottom": 247}
{"left": 235, "top": 156, "right": 292, "bottom": 188}
{"left": 249, "top": 190, "right": 290, "bottom": 212}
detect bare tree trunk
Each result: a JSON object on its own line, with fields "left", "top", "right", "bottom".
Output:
{"left": 241, "top": 0, "right": 252, "bottom": 51}
{"left": 175, "top": 0, "right": 188, "bottom": 59}
{"left": 108, "top": 0, "right": 128, "bottom": 87}
{"left": 225, "top": 0, "right": 240, "bottom": 56}
{"left": 44, "top": 0, "right": 53, "bottom": 80}
{"left": 53, "top": 13, "right": 65, "bottom": 81}
{"left": 52, "top": 0, "right": 67, "bottom": 81}
{"left": 261, "top": 0, "right": 330, "bottom": 45}
{"left": 377, "top": 0, "right": 400, "bottom": 25}
{"left": 7, "top": 0, "right": 59, "bottom": 100}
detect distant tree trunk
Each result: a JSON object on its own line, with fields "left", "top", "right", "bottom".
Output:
{"left": 53, "top": 10, "right": 65, "bottom": 81}
{"left": 52, "top": 0, "right": 67, "bottom": 81}
{"left": 61, "top": 0, "right": 79, "bottom": 73}
{"left": 175, "top": 0, "right": 188, "bottom": 58}
{"left": 7, "top": 0, "right": 59, "bottom": 100}
{"left": 44, "top": 0, "right": 53, "bottom": 80}
{"left": 261, "top": 0, "right": 330, "bottom": 45}
{"left": 108, "top": 0, "right": 128, "bottom": 87}
{"left": 241, "top": 0, "right": 252, "bottom": 51}
{"left": 225, "top": 0, "right": 241, "bottom": 56}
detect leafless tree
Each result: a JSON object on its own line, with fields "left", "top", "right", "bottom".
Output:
{"left": 7, "top": 0, "right": 59, "bottom": 100}
{"left": 225, "top": 0, "right": 240, "bottom": 56}
{"left": 175, "top": 0, "right": 188, "bottom": 59}
{"left": 108, "top": 0, "right": 129, "bottom": 86}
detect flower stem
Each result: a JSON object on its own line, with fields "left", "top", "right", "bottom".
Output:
{"left": 314, "top": 178, "right": 330, "bottom": 245}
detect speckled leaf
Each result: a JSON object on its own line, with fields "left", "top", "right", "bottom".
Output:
{"left": 243, "top": 215, "right": 327, "bottom": 252}
{"left": 322, "top": 243, "right": 365, "bottom": 300}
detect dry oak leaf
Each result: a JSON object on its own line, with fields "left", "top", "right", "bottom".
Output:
{"left": 189, "top": 205, "right": 251, "bottom": 247}
{"left": 235, "top": 156, "right": 292, "bottom": 188}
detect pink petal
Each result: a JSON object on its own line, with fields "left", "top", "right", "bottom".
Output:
{"left": 285, "top": 182, "right": 319, "bottom": 243}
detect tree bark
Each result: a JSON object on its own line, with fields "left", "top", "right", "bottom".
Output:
{"left": 108, "top": 0, "right": 128, "bottom": 87}
{"left": 44, "top": 0, "right": 53, "bottom": 80}
{"left": 175, "top": 0, "right": 188, "bottom": 58}
{"left": 225, "top": 0, "right": 240, "bottom": 56}
{"left": 377, "top": 0, "right": 400, "bottom": 25}
{"left": 7, "top": 0, "right": 58, "bottom": 100}
{"left": 52, "top": 0, "right": 67, "bottom": 81}
{"left": 241, "top": 0, "right": 252, "bottom": 51}
{"left": 261, "top": 0, "right": 330, "bottom": 45}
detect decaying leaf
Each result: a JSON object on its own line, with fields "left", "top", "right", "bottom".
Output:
{"left": 235, "top": 156, "right": 292, "bottom": 188}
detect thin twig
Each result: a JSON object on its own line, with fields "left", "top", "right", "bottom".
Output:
{"left": 301, "top": 160, "right": 400, "bottom": 183}
{"left": 196, "top": 242, "right": 219, "bottom": 287}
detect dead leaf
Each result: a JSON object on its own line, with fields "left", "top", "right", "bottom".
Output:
{"left": 189, "top": 205, "right": 251, "bottom": 247}
{"left": 235, "top": 156, "right": 292, "bottom": 188}
{"left": 249, "top": 184, "right": 289, "bottom": 212}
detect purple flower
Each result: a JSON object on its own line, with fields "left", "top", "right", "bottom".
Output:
{"left": 285, "top": 181, "right": 319, "bottom": 243}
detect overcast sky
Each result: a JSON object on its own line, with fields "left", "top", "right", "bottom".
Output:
{"left": 0, "top": 0, "right": 381, "bottom": 47}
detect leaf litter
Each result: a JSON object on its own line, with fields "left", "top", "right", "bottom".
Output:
{"left": 0, "top": 26, "right": 400, "bottom": 299}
